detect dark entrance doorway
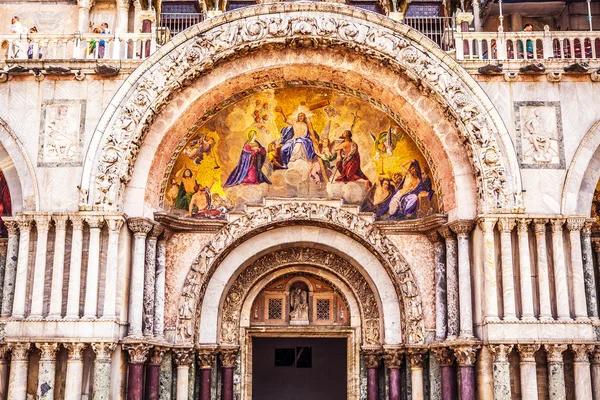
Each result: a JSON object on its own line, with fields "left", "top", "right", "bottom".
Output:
{"left": 252, "top": 337, "right": 347, "bottom": 400}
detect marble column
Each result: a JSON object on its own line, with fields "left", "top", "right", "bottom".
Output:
{"left": 516, "top": 219, "right": 535, "bottom": 320}
{"left": 1, "top": 219, "right": 19, "bottom": 317}
{"left": 472, "top": 0, "right": 481, "bottom": 30}
{"left": 143, "top": 224, "right": 163, "bottom": 337}
{"left": 91, "top": 342, "right": 116, "bottom": 400}
{"left": 65, "top": 216, "right": 85, "bottom": 319}
{"left": 102, "top": 217, "right": 124, "bottom": 319}
{"left": 0, "top": 240, "right": 7, "bottom": 312}
{"left": 154, "top": 235, "right": 167, "bottom": 338}
{"left": 566, "top": 218, "right": 591, "bottom": 320}
{"left": 407, "top": 349, "right": 426, "bottom": 400}
{"left": 544, "top": 343, "right": 567, "bottom": 400}
{"left": 7, "top": 343, "right": 30, "bottom": 400}
{"left": 0, "top": 345, "right": 8, "bottom": 399}
{"left": 48, "top": 215, "right": 68, "bottom": 318}
{"left": 428, "top": 231, "right": 447, "bottom": 340}
{"left": 159, "top": 350, "right": 173, "bottom": 400}
{"left": 478, "top": 218, "right": 499, "bottom": 322}
{"left": 124, "top": 343, "right": 151, "bottom": 400}
{"left": 384, "top": 349, "right": 403, "bottom": 400}
{"left": 497, "top": 218, "right": 517, "bottom": 320}
{"left": 127, "top": 218, "right": 154, "bottom": 337}
{"left": 65, "top": 343, "right": 88, "bottom": 400}
{"left": 221, "top": 348, "right": 238, "bottom": 400}
{"left": 77, "top": 0, "right": 94, "bottom": 32}
{"left": 197, "top": 348, "right": 216, "bottom": 400}
{"left": 146, "top": 347, "right": 167, "bottom": 400}
{"left": 450, "top": 220, "right": 475, "bottom": 337}
{"left": 12, "top": 216, "right": 32, "bottom": 319}
{"left": 534, "top": 219, "right": 553, "bottom": 320}
{"left": 175, "top": 348, "right": 193, "bottom": 400}
{"left": 116, "top": 0, "right": 130, "bottom": 33}
{"left": 550, "top": 219, "right": 571, "bottom": 320}
{"left": 453, "top": 344, "right": 478, "bottom": 400}
{"left": 83, "top": 216, "right": 104, "bottom": 318}
{"left": 591, "top": 346, "right": 600, "bottom": 400}
{"left": 439, "top": 226, "right": 459, "bottom": 339}
{"left": 582, "top": 222, "right": 599, "bottom": 320}
{"left": 30, "top": 214, "right": 52, "bottom": 317}
{"left": 517, "top": 344, "right": 539, "bottom": 400}
{"left": 571, "top": 344, "right": 593, "bottom": 400}
{"left": 36, "top": 343, "right": 60, "bottom": 400}
{"left": 431, "top": 347, "right": 456, "bottom": 400}
{"left": 489, "top": 344, "right": 512, "bottom": 400}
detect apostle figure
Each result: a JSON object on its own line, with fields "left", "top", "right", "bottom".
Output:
{"left": 361, "top": 176, "right": 395, "bottom": 216}
{"left": 275, "top": 107, "right": 317, "bottom": 166}
{"left": 385, "top": 160, "right": 433, "bottom": 219}
{"left": 333, "top": 130, "right": 369, "bottom": 182}
{"left": 224, "top": 129, "right": 271, "bottom": 187}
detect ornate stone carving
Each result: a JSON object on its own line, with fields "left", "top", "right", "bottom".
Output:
{"left": 91, "top": 342, "right": 117, "bottom": 362}
{"left": 406, "top": 348, "right": 427, "bottom": 368}
{"left": 197, "top": 349, "right": 216, "bottom": 369}
{"left": 77, "top": 0, "right": 95, "bottom": 9}
{"left": 127, "top": 218, "right": 154, "bottom": 237}
{"left": 544, "top": 344, "right": 568, "bottom": 363}
{"left": 591, "top": 346, "right": 600, "bottom": 365}
{"left": 85, "top": 215, "right": 104, "bottom": 230}
{"left": 3, "top": 219, "right": 19, "bottom": 236}
{"left": 177, "top": 204, "right": 424, "bottom": 345}
{"left": 362, "top": 349, "right": 382, "bottom": 368}
{"left": 173, "top": 348, "right": 193, "bottom": 366}
{"left": 496, "top": 217, "right": 516, "bottom": 232}
{"left": 90, "top": 4, "right": 518, "bottom": 213}
{"left": 53, "top": 214, "right": 68, "bottom": 230}
{"left": 488, "top": 344, "right": 513, "bottom": 363}
{"left": 533, "top": 219, "right": 548, "bottom": 235}
{"left": 148, "top": 224, "right": 164, "bottom": 240}
{"left": 517, "top": 344, "right": 539, "bottom": 362}
{"left": 438, "top": 225, "right": 455, "bottom": 241}
{"left": 149, "top": 347, "right": 168, "bottom": 365}
{"left": 571, "top": 344, "right": 593, "bottom": 363}
{"left": 34, "top": 214, "right": 52, "bottom": 232}
{"left": 70, "top": 215, "right": 85, "bottom": 230}
{"left": 516, "top": 218, "right": 531, "bottom": 233}
{"left": 9, "top": 343, "right": 31, "bottom": 360}
{"left": 105, "top": 217, "right": 125, "bottom": 232}
{"left": 582, "top": 219, "right": 594, "bottom": 237}
{"left": 17, "top": 216, "right": 32, "bottom": 231}
{"left": 383, "top": 349, "right": 404, "bottom": 368}
{"left": 426, "top": 230, "right": 443, "bottom": 244}
{"left": 549, "top": 219, "right": 565, "bottom": 233}
{"left": 123, "top": 343, "right": 151, "bottom": 364}
{"left": 447, "top": 220, "right": 474, "bottom": 237}
{"left": 220, "top": 348, "right": 238, "bottom": 367}
{"left": 430, "top": 346, "right": 454, "bottom": 366}
{"left": 0, "top": 344, "right": 9, "bottom": 359}
{"left": 477, "top": 217, "right": 497, "bottom": 232}
{"left": 566, "top": 217, "right": 586, "bottom": 232}
{"left": 36, "top": 343, "right": 60, "bottom": 361}
{"left": 452, "top": 344, "right": 479, "bottom": 366}
{"left": 65, "top": 343, "right": 88, "bottom": 361}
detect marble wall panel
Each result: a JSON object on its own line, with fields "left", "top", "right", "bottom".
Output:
{"left": 38, "top": 100, "right": 86, "bottom": 167}
{"left": 0, "top": 4, "right": 77, "bottom": 33}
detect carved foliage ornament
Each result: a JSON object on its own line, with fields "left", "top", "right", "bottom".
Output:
{"left": 175, "top": 203, "right": 425, "bottom": 345}
{"left": 91, "top": 5, "right": 516, "bottom": 214}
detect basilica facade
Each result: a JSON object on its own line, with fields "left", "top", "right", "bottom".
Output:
{"left": 0, "top": 0, "right": 599, "bottom": 399}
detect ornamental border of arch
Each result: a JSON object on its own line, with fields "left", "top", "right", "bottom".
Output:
{"left": 82, "top": 3, "right": 522, "bottom": 214}
{"left": 175, "top": 202, "right": 425, "bottom": 345}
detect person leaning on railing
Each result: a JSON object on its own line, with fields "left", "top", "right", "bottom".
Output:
{"left": 519, "top": 23, "right": 534, "bottom": 59}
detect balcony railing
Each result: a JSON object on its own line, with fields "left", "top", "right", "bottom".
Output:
{"left": 455, "top": 26, "right": 600, "bottom": 61}
{"left": 404, "top": 16, "right": 456, "bottom": 51}
{"left": 1, "top": 32, "right": 155, "bottom": 60}
{"left": 158, "top": 12, "right": 205, "bottom": 44}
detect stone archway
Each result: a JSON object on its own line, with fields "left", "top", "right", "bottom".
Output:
{"left": 81, "top": 2, "right": 522, "bottom": 215}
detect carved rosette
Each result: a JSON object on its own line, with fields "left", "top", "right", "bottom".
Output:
{"left": 91, "top": 342, "right": 117, "bottom": 362}
{"left": 123, "top": 343, "right": 152, "bottom": 364}
{"left": 127, "top": 218, "right": 154, "bottom": 237}
{"left": 571, "top": 344, "right": 593, "bottom": 363}
{"left": 36, "top": 343, "right": 60, "bottom": 361}
{"left": 174, "top": 348, "right": 194, "bottom": 366}
{"left": 362, "top": 349, "right": 382, "bottom": 368}
{"left": 517, "top": 344, "right": 539, "bottom": 363}
{"left": 406, "top": 348, "right": 427, "bottom": 369}
{"left": 488, "top": 344, "right": 513, "bottom": 363}
{"left": 176, "top": 204, "right": 425, "bottom": 346}
{"left": 149, "top": 346, "right": 169, "bottom": 365}
{"left": 220, "top": 348, "right": 239, "bottom": 368}
{"left": 452, "top": 344, "right": 479, "bottom": 366}
{"left": 197, "top": 349, "right": 217, "bottom": 369}
{"left": 9, "top": 343, "right": 31, "bottom": 360}
{"left": 383, "top": 349, "right": 404, "bottom": 368}
{"left": 544, "top": 344, "right": 568, "bottom": 363}
{"left": 430, "top": 346, "right": 454, "bottom": 366}
{"left": 65, "top": 343, "right": 88, "bottom": 361}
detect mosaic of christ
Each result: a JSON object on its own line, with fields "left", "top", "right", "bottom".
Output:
{"left": 161, "top": 86, "right": 438, "bottom": 221}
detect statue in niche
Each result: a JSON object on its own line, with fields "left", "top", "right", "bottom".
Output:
{"left": 524, "top": 109, "right": 556, "bottom": 163}
{"left": 290, "top": 286, "right": 309, "bottom": 324}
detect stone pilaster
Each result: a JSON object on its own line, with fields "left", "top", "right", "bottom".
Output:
{"left": 64, "top": 343, "right": 88, "bottom": 400}
{"left": 175, "top": 348, "right": 193, "bottom": 400}
{"left": 383, "top": 349, "right": 403, "bottom": 400}
{"left": 407, "top": 348, "right": 427, "bottom": 400}
{"left": 65, "top": 216, "right": 85, "bottom": 319}
{"left": 545, "top": 343, "right": 567, "bottom": 400}
{"left": 478, "top": 217, "right": 499, "bottom": 322}
{"left": 427, "top": 230, "right": 447, "bottom": 341}
{"left": 124, "top": 343, "right": 152, "bottom": 400}
{"left": 147, "top": 346, "right": 168, "bottom": 400}
{"left": 48, "top": 215, "right": 68, "bottom": 318}
{"left": 127, "top": 218, "right": 154, "bottom": 337}
{"left": 516, "top": 219, "right": 535, "bottom": 320}
{"left": 452, "top": 343, "right": 479, "bottom": 400}
{"left": 36, "top": 343, "right": 60, "bottom": 400}
{"left": 0, "top": 219, "right": 19, "bottom": 317}
{"left": 566, "top": 217, "right": 589, "bottom": 320}
{"left": 197, "top": 348, "right": 216, "bottom": 400}
{"left": 91, "top": 342, "right": 116, "bottom": 400}
{"left": 591, "top": 346, "right": 600, "bottom": 400}
{"left": 154, "top": 234, "right": 167, "bottom": 338}
{"left": 497, "top": 218, "right": 517, "bottom": 320}
{"left": 430, "top": 347, "right": 456, "bottom": 400}
{"left": 12, "top": 216, "right": 32, "bottom": 319}
{"left": 362, "top": 348, "right": 381, "bottom": 400}
{"left": 7, "top": 343, "right": 30, "bottom": 400}
{"left": 0, "top": 345, "right": 8, "bottom": 399}
{"left": 571, "top": 344, "right": 593, "bottom": 400}
{"left": 517, "top": 344, "right": 540, "bottom": 400}
{"left": 550, "top": 219, "right": 571, "bottom": 320}
{"left": 450, "top": 220, "right": 475, "bottom": 337}
{"left": 102, "top": 216, "right": 124, "bottom": 319}
{"left": 144, "top": 224, "right": 163, "bottom": 337}
{"left": 83, "top": 216, "right": 104, "bottom": 318}
{"left": 439, "top": 226, "right": 458, "bottom": 339}
{"left": 0, "top": 239, "right": 7, "bottom": 315}
{"left": 489, "top": 344, "right": 513, "bottom": 400}
{"left": 534, "top": 219, "right": 553, "bottom": 320}
{"left": 581, "top": 221, "right": 599, "bottom": 319}
{"left": 30, "top": 214, "right": 52, "bottom": 317}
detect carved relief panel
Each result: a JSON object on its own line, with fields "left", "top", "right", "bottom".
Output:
{"left": 38, "top": 100, "right": 86, "bottom": 166}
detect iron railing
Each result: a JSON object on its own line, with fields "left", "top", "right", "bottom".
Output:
{"left": 403, "top": 16, "right": 456, "bottom": 51}
{"left": 158, "top": 12, "right": 205, "bottom": 44}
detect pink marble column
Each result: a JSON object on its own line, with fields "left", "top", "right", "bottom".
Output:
{"left": 427, "top": 231, "right": 447, "bottom": 341}
{"left": 534, "top": 219, "right": 553, "bottom": 320}
{"left": 571, "top": 344, "right": 594, "bottom": 400}
{"left": 450, "top": 220, "right": 476, "bottom": 338}
{"left": 197, "top": 348, "right": 216, "bottom": 400}
{"left": 478, "top": 218, "right": 499, "bottom": 322}
{"left": 64, "top": 343, "right": 88, "bottom": 400}
{"left": 566, "top": 218, "right": 589, "bottom": 320}
{"left": 220, "top": 348, "right": 238, "bottom": 400}
{"left": 453, "top": 344, "right": 479, "bottom": 400}
{"left": 497, "top": 218, "right": 517, "bottom": 321}
{"left": 0, "top": 345, "right": 8, "bottom": 399}
{"left": 124, "top": 343, "right": 151, "bottom": 400}
{"left": 384, "top": 349, "right": 403, "bottom": 400}
{"left": 431, "top": 347, "right": 456, "bottom": 400}
{"left": 517, "top": 344, "right": 540, "bottom": 400}
{"left": 7, "top": 343, "right": 30, "bottom": 400}
{"left": 146, "top": 347, "right": 167, "bottom": 400}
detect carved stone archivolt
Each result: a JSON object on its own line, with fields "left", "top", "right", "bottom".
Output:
{"left": 220, "top": 250, "right": 380, "bottom": 346}
{"left": 175, "top": 203, "right": 425, "bottom": 345}
{"left": 85, "top": 3, "right": 520, "bottom": 214}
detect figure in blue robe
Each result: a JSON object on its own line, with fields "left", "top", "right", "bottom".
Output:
{"left": 275, "top": 109, "right": 317, "bottom": 167}
{"left": 224, "top": 130, "right": 271, "bottom": 187}
{"left": 385, "top": 160, "right": 431, "bottom": 219}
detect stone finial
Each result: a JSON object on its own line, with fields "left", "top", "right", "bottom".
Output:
{"left": 149, "top": 346, "right": 169, "bottom": 365}
{"left": 452, "top": 344, "right": 479, "bottom": 366}
{"left": 123, "top": 343, "right": 152, "bottom": 364}
{"left": 517, "top": 344, "right": 539, "bottom": 363}
{"left": 65, "top": 343, "right": 88, "bottom": 361}
{"left": 571, "top": 344, "right": 594, "bottom": 363}
{"left": 566, "top": 217, "right": 586, "bottom": 232}
{"left": 406, "top": 348, "right": 427, "bottom": 369}
{"left": 426, "top": 230, "right": 443, "bottom": 244}
{"left": 197, "top": 348, "right": 217, "bottom": 369}
{"left": 105, "top": 216, "right": 125, "bottom": 233}
{"left": 383, "top": 349, "right": 404, "bottom": 368}
{"left": 477, "top": 217, "right": 497, "bottom": 233}
{"left": 3, "top": 218, "right": 19, "bottom": 236}
{"left": 33, "top": 214, "right": 52, "bottom": 232}
{"left": 220, "top": 347, "right": 239, "bottom": 367}
{"left": 533, "top": 219, "right": 548, "bottom": 235}
{"left": 84, "top": 215, "right": 104, "bottom": 230}
{"left": 8, "top": 343, "right": 31, "bottom": 360}
{"left": 549, "top": 219, "right": 565, "bottom": 233}
{"left": 127, "top": 218, "right": 154, "bottom": 237}
{"left": 438, "top": 225, "right": 455, "bottom": 241}
{"left": 544, "top": 344, "right": 568, "bottom": 362}
{"left": 497, "top": 217, "right": 516, "bottom": 233}
{"left": 449, "top": 220, "right": 475, "bottom": 236}
{"left": 36, "top": 343, "right": 60, "bottom": 361}
{"left": 174, "top": 348, "right": 194, "bottom": 366}
{"left": 488, "top": 344, "right": 513, "bottom": 363}
{"left": 91, "top": 342, "right": 117, "bottom": 362}
{"left": 52, "top": 214, "right": 68, "bottom": 230}
{"left": 516, "top": 218, "right": 531, "bottom": 233}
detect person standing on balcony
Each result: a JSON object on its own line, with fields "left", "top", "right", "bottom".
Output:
{"left": 521, "top": 23, "right": 534, "bottom": 59}
{"left": 27, "top": 26, "right": 42, "bottom": 59}
{"left": 9, "top": 16, "right": 24, "bottom": 58}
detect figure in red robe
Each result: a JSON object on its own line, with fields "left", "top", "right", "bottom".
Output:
{"left": 333, "top": 130, "right": 369, "bottom": 182}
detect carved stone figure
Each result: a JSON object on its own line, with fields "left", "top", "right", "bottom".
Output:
{"left": 289, "top": 287, "right": 309, "bottom": 322}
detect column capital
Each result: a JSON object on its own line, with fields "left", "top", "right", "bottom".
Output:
{"left": 406, "top": 347, "right": 427, "bottom": 369}
{"left": 430, "top": 346, "right": 454, "bottom": 366}
{"left": 488, "top": 343, "right": 513, "bottom": 363}
{"left": 70, "top": 215, "right": 85, "bottom": 230}
{"left": 3, "top": 217, "right": 19, "bottom": 236}
{"left": 477, "top": 217, "right": 497, "bottom": 232}
{"left": 438, "top": 225, "right": 456, "bottom": 241}
{"left": 9, "top": 342, "right": 31, "bottom": 360}
{"left": 84, "top": 215, "right": 104, "bottom": 229}
{"left": 544, "top": 344, "right": 568, "bottom": 362}
{"left": 36, "top": 343, "right": 60, "bottom": 361}
{"left": 65, "top": 342, "right": 88, "bottom": 360}
{"left": 0, "top": 344, "right": 9, "bottom": 359}
{"left": 77, "top": 0, "right": 95, "bottom": 9}
{"left": 516, "top": 218, "right": 531, "bottom": 233}
{"left": 533, "top": 218, "right": 549, "bottom": 234}
{"left": 52, "top": 214, "right": 69, "bottom": 230}
{"left": 451, "top": 344, "right": 479, "bottom": 366}
{"left": 582, "top": 219, "right": 594, "bottom": 237}
{"left": 148, "top": 223, "right": 164, "bottom": 240}
{"left": 497, "top": 217, "right": 516, "bottom": 232}
{"left": 148, "top": 346, "right": 169, "bottom": 365}
{"left": 197, "top": 348, "right": 217, "bottom": 369}
{"left": 591, "top": 346, "right": 600, "bottom": 365}
{"left": 33, "top": 214, "right": 52, "bottom": 232}
{"left": 426, "top": 230, "right": 443, "bottom": 244}
{"left": 91, "top": 342, "right": 117, "bottom": 362}
{"left": 517, "top": 343, "right": 539, "bottom": 362}
{"left": 123, "top": 343, "right": 152, "bottom": 364}
{"left": 219, "top": 347, "right": 239, "bottom": 367}
{"left": 449, "top": 220, "right": 475, "bottom": 236}
{"left": 16, "top": 215, "right": 32, "bottom": 231}
{"left": 571, "top": 344, "right": 593, "bottom": 363}
{"left": 174, "top": 347, "right": 194, "bottom": 366}
{"left": 566, "top": 217, "right": 586, "bottom": 232}
{"left": 116, "top": 0, "right": 131, "bottom": 9}
{"left": 382, "top": 348, "right": 404, "bottom": 368}
{"left": 127, "top": 217, "right": 154, "bottom": 237}
{"left": 105, "top": 216, "right": 125, "bottom": 232}
{"left": 549, "top": 218, "right": 565, "bottom": 233}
